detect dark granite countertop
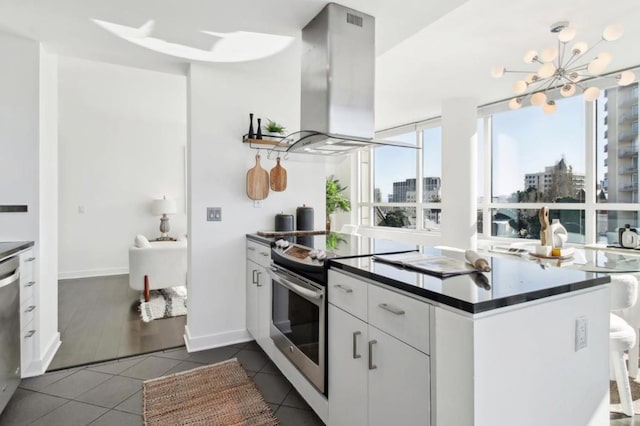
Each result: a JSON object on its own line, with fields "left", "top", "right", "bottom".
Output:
{"left": 329, "top": 248, "right": 610, "bottom": 314}
{"left": 0, "top": 241, "right": 34, "bottom": 262}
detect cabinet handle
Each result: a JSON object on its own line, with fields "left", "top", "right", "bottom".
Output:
{"left": 248, "top": 247, "right": 256, "bottom": 251}
{"left": 256, "top": 271, "right": 263, "bottom": 287}
{"left": 25, "top": 305, "right": 36, "bottom": 313}
{"left": 352, "top": 331, "right": 362, "bottom": 359}
{"left": 25, "top": 330, "right": 36, "bottom": 338}
{"left": 368, "top": 340, "right": 377, "bottom": 370}
{"left": 334, "top": 284, "right": 353, "bottom": 294}
{"left": 26, "top": 257, "right": 36, "bottom": 262}
{"left": 260, "top": 252, "right": 269, "bottom": 257}
{"left": 378, "top": 303, "right": 405, "bottom": 316}
{"left": 252, "top": 269, "right": 258, "bottom": 284}
{"left": 25, "top": 281, "right": 35, "bottom": 287}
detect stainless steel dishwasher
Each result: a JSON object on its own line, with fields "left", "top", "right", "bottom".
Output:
{"left": 0, "top": 256, "right": 20, "bottom": 413}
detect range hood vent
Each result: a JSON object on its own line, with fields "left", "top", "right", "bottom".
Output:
{"left": 283, "top": 3, "right": 417, "bottom": 155}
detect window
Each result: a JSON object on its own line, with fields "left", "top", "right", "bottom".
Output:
{"left": 362, "top": 69, "right": 640, "bottom": 246}
{"left": 373, "top": 132, "right": 417, "bottom": 228}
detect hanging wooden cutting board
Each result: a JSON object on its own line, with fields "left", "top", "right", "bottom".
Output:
{"left": 270, "top": 156, "right": 287, "bottom": 192}
{"left": 246, "top": 155, "right": 269, "bottom": 200}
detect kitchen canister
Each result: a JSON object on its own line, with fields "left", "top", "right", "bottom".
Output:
{"left": 296, "top": 204, "right": 314, "bottom": 247}
{"left": 275, "top": 213, "right": 294, "bottom": 243}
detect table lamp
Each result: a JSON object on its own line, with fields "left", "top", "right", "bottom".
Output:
{"left": 151, "top": 196, "right": 177, "bottom": 240}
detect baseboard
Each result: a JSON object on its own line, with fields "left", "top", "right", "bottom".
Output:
{"left": 22, "top": 332, "right": 61, "bottom": 378}
{"left": 58, "top": 267, "right": 128, "bottom": 280}
{"left": 183, "top": 325, "right": 251, "bottom": 353}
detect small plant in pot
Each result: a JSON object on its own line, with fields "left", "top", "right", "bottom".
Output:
{"left": 326, "top": 175, "right": 351, "bottom": 232}
{"left": 264, "top": 119, "right": 286, "bottom": 136}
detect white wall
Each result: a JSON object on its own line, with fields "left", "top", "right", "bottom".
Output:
{"left": 38, "top": 46, "right": 60, "bottom": 369}
{"left": 58, "top": 57, "right": 187, "bottom": 278}
{"left": 186, "top": 41, "right": 326, "bottom": 350}
{"left": 0, "top": 32, "right": 39, "bottom": 241}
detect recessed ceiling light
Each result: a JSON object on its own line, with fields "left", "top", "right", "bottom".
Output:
{"left": 93, "top": 19, "right": 294, "bottom": 63}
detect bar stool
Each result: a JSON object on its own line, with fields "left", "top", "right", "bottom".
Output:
{"left": 610, "top": 274, "right": 638, "bottom": 417}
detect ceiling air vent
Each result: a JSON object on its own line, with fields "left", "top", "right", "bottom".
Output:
{"left": 346, "top": 13, "right": 363, "bottom": 27}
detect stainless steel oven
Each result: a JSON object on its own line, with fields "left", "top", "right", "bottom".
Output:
{"left": 268, "top": 264, "right": 325, "bottom": 394}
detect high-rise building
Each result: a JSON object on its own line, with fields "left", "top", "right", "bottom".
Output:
{"left": 603, "top": 83, "right": 639, "bottom": 203}
{"left": 390, "top": 177, "right": 441, "bottom": 202}
{"left": 523, "top": 158, "right": 585, "bottom": 199}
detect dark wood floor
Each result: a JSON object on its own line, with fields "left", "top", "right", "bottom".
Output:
{"left": 48, "top": 274, "right": 186, "bottom": 371}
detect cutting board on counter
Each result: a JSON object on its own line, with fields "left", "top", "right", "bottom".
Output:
{"left": 257, "top": 230, "right": 328, "bottom": 237}
{"left": 246, "top": 155, "right": 269, "bottom": 200}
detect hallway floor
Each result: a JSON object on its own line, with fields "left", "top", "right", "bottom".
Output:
{"left": 49, "top": 275, "right": 185, "bottom": 370}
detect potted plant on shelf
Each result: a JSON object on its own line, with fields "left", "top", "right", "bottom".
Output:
{"left": 263, "top": 119, "right": 287, "bottom": 141}
{"left": 326, "top": 175, "right": 351, "bottom": 232}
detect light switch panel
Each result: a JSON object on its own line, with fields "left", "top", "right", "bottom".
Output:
{"left": 207, "top": 207, "right": 222, "bottom": 221}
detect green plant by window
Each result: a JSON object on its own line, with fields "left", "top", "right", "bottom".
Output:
{"left": 264, "top": 119, "right": 286, "bottom": 135}
{"left": 326, "top": 176, "right": 351, "bottom": 231}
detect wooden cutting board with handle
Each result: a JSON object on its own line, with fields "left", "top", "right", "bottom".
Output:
{"left": 270, "top": 156, "right": 287, "bottom": 192}
{"left": 246, "top": 154, "right": 269, "bottom": 200}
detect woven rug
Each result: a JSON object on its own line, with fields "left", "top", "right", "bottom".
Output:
{"left": 143, "top": 358, "right": 279, "bottom": 426}
{"left": 140, "top": 286, "right": 187, "bottom": 323}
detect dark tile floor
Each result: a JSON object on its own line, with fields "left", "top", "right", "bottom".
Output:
{"left": 0, "top": 342, "right": 325, "bottom": 425}
{"left": 49, "top": 275, "right": 186, "bottom": 370}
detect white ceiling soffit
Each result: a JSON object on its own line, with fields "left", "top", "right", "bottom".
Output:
{"left": 375, "top": 0, "right": 640, "bottom": 130}
{"left": 0, "top": 0, "right": 466, "bottom": 73}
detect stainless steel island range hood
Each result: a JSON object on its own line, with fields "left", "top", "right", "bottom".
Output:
{"left": 281, "top": 3, "right": 416, "bottom": 155}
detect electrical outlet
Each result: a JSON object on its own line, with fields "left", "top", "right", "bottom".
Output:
{"left": 207, "top": 207, "right": 222, "bottom": 221}
{"left": 575, "top": 316, "right": 587, "bottom": 351}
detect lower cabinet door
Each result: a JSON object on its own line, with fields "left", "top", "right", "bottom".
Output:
{"left": 256, "top": 267, "right": 271, "bottom": 350}
{"left": 368, "top": 326, "right": 430, "bottom": 426}
{"left": 328, "top": 304, "right": 368, "bottom": 426}
{"left": 246, "top": 262, "right": 259, "bottom": 339}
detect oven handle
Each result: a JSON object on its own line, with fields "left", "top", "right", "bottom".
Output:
{"left": 268, "top": 268, "right": 323, "bottom": 301}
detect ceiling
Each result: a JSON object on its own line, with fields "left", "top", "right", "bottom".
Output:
{"left": 0, "top": 0, "right": 639, "bottom": 130}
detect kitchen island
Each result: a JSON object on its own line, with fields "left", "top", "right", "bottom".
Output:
{"left": 328, "top": 249, "right": 611, "bottom": 426}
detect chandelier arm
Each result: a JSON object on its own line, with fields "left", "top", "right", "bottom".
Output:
{"left": 563, "top": 52, "right": 583, "bottom": 69}
{"left": 577, "top": 39, "right": 604, "bottom": 62}
{"left": 504, "top": 69, "right": 539, "bottom": 74}
{"left": 557, "top": 39, "right": 564, "bottom": 70}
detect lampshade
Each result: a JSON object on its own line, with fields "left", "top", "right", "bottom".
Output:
{"left": 543, "top": 101, "right": 557, "bottom": 115}
{"left": 152, "top": 197, "right": 177, "bottom": 215}
{"left": 491, "top": 65, "right": 505, "bottom": 78}
{"left": 558, "top": 27, "right": 576, "bottom": 42}
{"left": 538, "top": 62, "right": 556, "bottom": 79}
{"left": 508, "top": 98, "right": 523, "bottom": 110}
{"left": 583, "top": 86, "right": 601, "bottom": 102}
{"left": 560, "top": 83, "right": 576, "bottom": 97}
{"left": 513, "top": 80, "right": 527, "bottom": 94}
{"left": 602, "top": 24, "right": 623, "bottom": 41}
{"left": 571, "top": 41, "right": 588, "bottom": 56}
{"left": 530, "top": 92, "right": 547, "bottom": 106}
{"left": 523, "top": 50, "right": 538, "bottom": 64}
{"left": 618, "top": 70, "right": 636, "bottom": 86}
{"left": 540, "top": 47, "right": 558, "bottom": 62}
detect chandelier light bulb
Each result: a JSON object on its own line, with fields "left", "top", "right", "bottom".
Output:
{"left": 523, "top": 50, "right": 538, "bottom": 64}
{"left": 587, "top": 52, "right": 612, "bottom": 74}
{"left": 530, "top": 92, "right": 547, "bottom": 106}
{"left": 538, "top": 62, "right": 556, "bottom": 79}
{"left": 602, "top": 24, "right": 623, "bottom": 41}
{"left": 571, "top": 41, "right": 588, "bottom": 56}
{"left": 560, "top": 83, "right": 576, "bottom": 97}
{"left": 525, "top": 73, "right": 538, "bottom": 84}
{"left": 513, "top": 80, "right": 528, "bottom": 94}
{"left": 509, "top": 98, "right": 523, "bottom": 110}
{"left": 491, "top": 65, "right": 505, "bottom": 78}
{"left": 558, "top": 27, "right": 576, "bottom": 43}
{"left": 543, "top": 100, "right": 557, "bottom": 115}
{"left": 617, "top": 70, "right": 636, "bottom": 86}
{"left": 583, "top": 86, "right": 601, "bottom": 102}
{"left": 568, "top": 72, "right": 582, "bottom": 82}
{"left": 541, "top": 47, "right": 558, "bottom": 62}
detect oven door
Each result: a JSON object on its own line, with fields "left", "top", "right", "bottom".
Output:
{"left": 269, "top": 265, "right": 325, "bottom": 394}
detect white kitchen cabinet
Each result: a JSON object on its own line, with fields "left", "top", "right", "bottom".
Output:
{"left": 246, "top": 240, "right": 272, "bottom": 352}
{"left": 328, "top": 304, "right": 368, "bottom": 426}
{"left": 19, "top": 249, "right": 37, "bottom": 376}
{"left": 368, "top": 326, "right": 430, "bottom": 426}
{"left": 328, "top": 269, "right": 431, "bottom": 426}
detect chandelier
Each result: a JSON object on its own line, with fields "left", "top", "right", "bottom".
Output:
{"left": 491, "top": 21, "right": 636, "bottom": 114}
